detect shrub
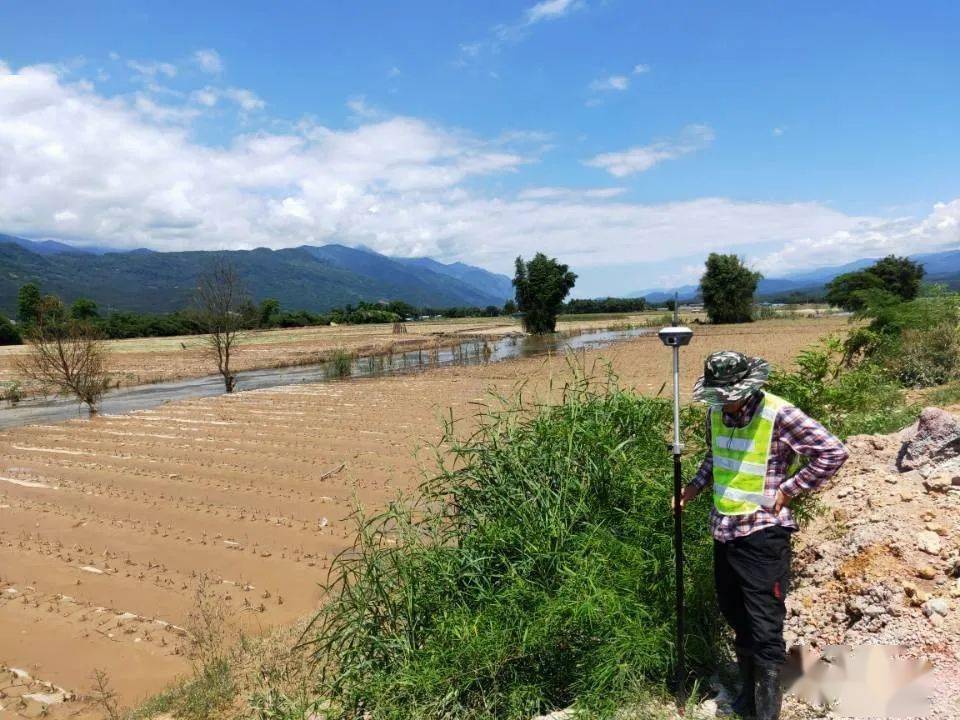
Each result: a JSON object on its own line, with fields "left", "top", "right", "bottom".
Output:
{"left": 325, "top": 349, "right": 353, "bottom": 379}
{"left": 1, "top": 381, "right": 23, "bottom": 406}
{"left": 302, "top": 364, "right": 718, "bottom": 719}
{"left": 0, "top": 315, "right": 22, "bottom": 345}
{"left": 766, "top": 338, "right": 917, "bottom": 438}
{"left": 843, "top": 287, "right": 960, "bottom": 388}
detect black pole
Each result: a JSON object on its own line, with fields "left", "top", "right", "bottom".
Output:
{"left": 659, "top": 295, "right": 692, "bottom": 713}
{"left": 673, "top": 450, "right": 686, "bottom": 710}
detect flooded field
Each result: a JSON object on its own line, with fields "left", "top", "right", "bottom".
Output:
{"left": 0, "top": 316, "right": 848, "bottom": 717}
{"left": 0, "top": 326, "right": 651, "bottom": 429}
{"left": 0, "top": 313, "right": 664, "bottom": 397}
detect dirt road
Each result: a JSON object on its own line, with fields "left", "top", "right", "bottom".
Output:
{"left": 0, "top": 317, "right": 847, "bottom": 717}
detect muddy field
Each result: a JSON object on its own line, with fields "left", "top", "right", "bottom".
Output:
{"left": 0, "top": 317, "right": 848, "bottom": 717}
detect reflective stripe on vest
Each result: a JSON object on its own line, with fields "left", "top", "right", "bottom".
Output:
{"left": 711, "top": 392, "right": 790, "bottom": 516}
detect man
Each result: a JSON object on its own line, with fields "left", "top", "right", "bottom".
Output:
{"left": 678, "top": 351, "right": 848, "bottom": 720}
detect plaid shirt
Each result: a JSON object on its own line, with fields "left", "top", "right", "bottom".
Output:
{"left": 691, "top": 391, "right": 848, "bottom": 542}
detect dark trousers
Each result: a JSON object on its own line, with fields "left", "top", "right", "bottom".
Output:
{"left": 714, "top": 525, "right": 792, "bottom": 666}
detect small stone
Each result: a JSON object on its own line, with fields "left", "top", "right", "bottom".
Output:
{"left": 926, "top": 522, "right": 949, "bottom": 537}
{"left": 699, "top": 698, "right": 719, "bottom": 717}
{"left": 917, "top": 531, "right": 942, "bottom": 555}
{"left": 837, "top": 486, "right": 852, "bottom": 499}
{"left": 863, "top": 604, "right": 886, "bottom": 617}
{"left": 917, "top": 565, "right": 937, "bottom": 580}
{"left": 923, "top": 598, "right": 950, "bottom": 617}
{"left": 903, "top": 581, "right": 918, "bottom": 597}
{"left": 924, "top": 474, "right": 952, "bottom": 493}
{"left": 930, "top": 613, "right": 945, "bottom": 627}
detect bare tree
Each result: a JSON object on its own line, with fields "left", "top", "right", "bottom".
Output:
{"left": 17, "top": 298, "right": 111, "bottom": 415}
{"left": 195, "top": 259, "right": 252, "bottom": 393}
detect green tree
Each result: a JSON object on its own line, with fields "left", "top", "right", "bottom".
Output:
{"left": 258, "top": 298, "right": 281, "bottom": 328}
{"left": 17, "top": 283, "right": 42, "bottom": 326}
{"left": 513, "top": 253, "right": 577, "bottom": 334}
{"left": 826, "top": 255, "right": 925, "bottom": 311}
{"left": 0, "top": 316, "right": 22, "bottom": 346}
{"left": 699, "top": 253, "right": 762, "bottom": 324}
{"left": 503, "top": 299, "right": 518, "bottom": 315}
{"left": 70, "top": 298, "right": 100, "bottom": 321}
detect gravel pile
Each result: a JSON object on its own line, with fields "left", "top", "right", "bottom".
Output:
{"left": 779, "top": 408, "right": 960, "bottom": 718}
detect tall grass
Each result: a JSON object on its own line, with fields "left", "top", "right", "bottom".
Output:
{"left": 300, "top": 362, "right": 718, "bottom": 719}
{"left": 325, "top": 349, "right": 353, "bottom": 379}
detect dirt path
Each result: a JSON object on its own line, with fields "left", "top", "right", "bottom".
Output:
{"left": 0, "top": 317, "right": 846, "bottom": 717}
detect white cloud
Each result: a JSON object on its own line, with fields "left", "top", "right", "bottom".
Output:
{"left": 461, "top": 0, "right": 584, "bottom": 62}
{"left": 192, "top": 87, "right": 219, "bottom": 107}
{"left": 188, "top": 86, "right": 263, "bottom": 111}
{"left": 127, "top": 59, "right": 177, "bottom": 79}
{"left": 590, "top": 75, "right": 629, "bottom": 92}
{"left": 754, "top": 200, "right": 960, "bottom": 275}
{"left": 0, "top": 62, "right": 956, "bottom": 294}
{"left": 633, "top": 64, "right": 651, "bottom": 74}
{"left": 772, "top": 127, "right": 785, "bottom": 137}
{"left": 387, "top": 66, "right": 401, "bottom": 78}
{"left": 223, "top": 87, "right": 265, "bottom": 111}
{"left": 585, "top": 124, "right": 715, "bottom": 177}
{"left": 526, "top": 0, "right": 583, "bottom": 24}
{"left": 518, "top": 186, "right": 626, "bottom": 200}
{"left": 192, "top": 49, "right": 224, "bottom": 75}
{"left": 346, "top": 95, "right": 379, "bottom": 119}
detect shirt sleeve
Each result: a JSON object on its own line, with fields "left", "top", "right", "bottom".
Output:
{"left": 690, "top": 408, "right": 713, "bottom": 491}
{"left": 776, "top": 405, "right": 849, "bottom": 497}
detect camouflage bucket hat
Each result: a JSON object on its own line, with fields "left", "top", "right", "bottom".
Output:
{"left": 692, "top": 350, "right": 770, "bottom": 406}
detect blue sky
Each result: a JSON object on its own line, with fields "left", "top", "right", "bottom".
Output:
{"left": 1, "top": 1, "right": 958, "bottom": 296}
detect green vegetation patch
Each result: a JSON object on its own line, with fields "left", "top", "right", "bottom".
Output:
{"left": 301, "top": 365, "right": 718, "bottom": 719}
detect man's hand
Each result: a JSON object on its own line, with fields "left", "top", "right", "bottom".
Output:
{"left": 772, "top": 489, "right": 792, "bottom": 514}
{"left": 672, "top": 483, "right": 701, "bottom": 512}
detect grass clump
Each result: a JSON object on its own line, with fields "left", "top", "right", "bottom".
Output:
{"left": 325, "top": 348, "right": 353, "bottom": 379}
{"left": 301, "top": 362, "right": 718, "bottom": 720}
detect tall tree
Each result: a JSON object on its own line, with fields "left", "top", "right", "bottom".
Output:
{"left": 258, "top": 298, "right": 281, "bottom": 328}
{"left": 70, "top": 298, "right": 100, "bottom": 321}
{"left": 826, "top": 255, "right": 925, "bottom": 311}
{"left": 699, "top": 253, "right": 762, "bottom": 324}
{"left": 195, "top": 259, "right": 253, "bottom": 393}
{"left": 17, "top": 282, "right": 42, "bottom": 326}
{"left": 513, "top": 253, "right": 577, "bottom": 334}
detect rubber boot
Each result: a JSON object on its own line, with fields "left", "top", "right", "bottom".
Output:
{"left": 729, "top": 651, "right": 756, "bottom": 718}
{"left": 754, "top": 662, "right": 783, "bottom": 720}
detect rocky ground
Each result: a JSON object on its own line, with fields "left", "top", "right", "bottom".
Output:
{"left": 774, "top": 406, "right": 960, "bottom": 719}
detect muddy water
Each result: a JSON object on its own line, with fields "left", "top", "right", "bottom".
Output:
{"left": 0, "top": 326, "right": 651, "bottom": 429}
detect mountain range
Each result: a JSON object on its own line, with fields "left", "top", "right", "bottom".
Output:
{"left": 635, "top": 248, "right": 960, "bottom": 303}
{"left": 0, "top": 234, "right": 514, "bottom": 316}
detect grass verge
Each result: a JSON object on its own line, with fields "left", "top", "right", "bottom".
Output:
{"left": 299, "top": 361, "right": 719, "bottom": 719}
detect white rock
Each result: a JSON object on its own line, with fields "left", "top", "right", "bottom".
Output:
{"left": 917, "top": 531, "right": 942, "bottom": 555}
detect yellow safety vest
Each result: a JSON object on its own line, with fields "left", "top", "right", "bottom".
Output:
{"left": 711, "top": 392, "right": 789, "bottom": 515}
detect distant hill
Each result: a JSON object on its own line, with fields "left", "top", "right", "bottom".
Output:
{"left": 0, "top": 236, "right": 513, "bottom": 316}
{"left": 633, "top": 248, "right": 960, "bottom": 303}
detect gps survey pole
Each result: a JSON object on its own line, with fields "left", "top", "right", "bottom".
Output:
{"left": 658, "top": 296, "right": 693, "bottom": 709}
